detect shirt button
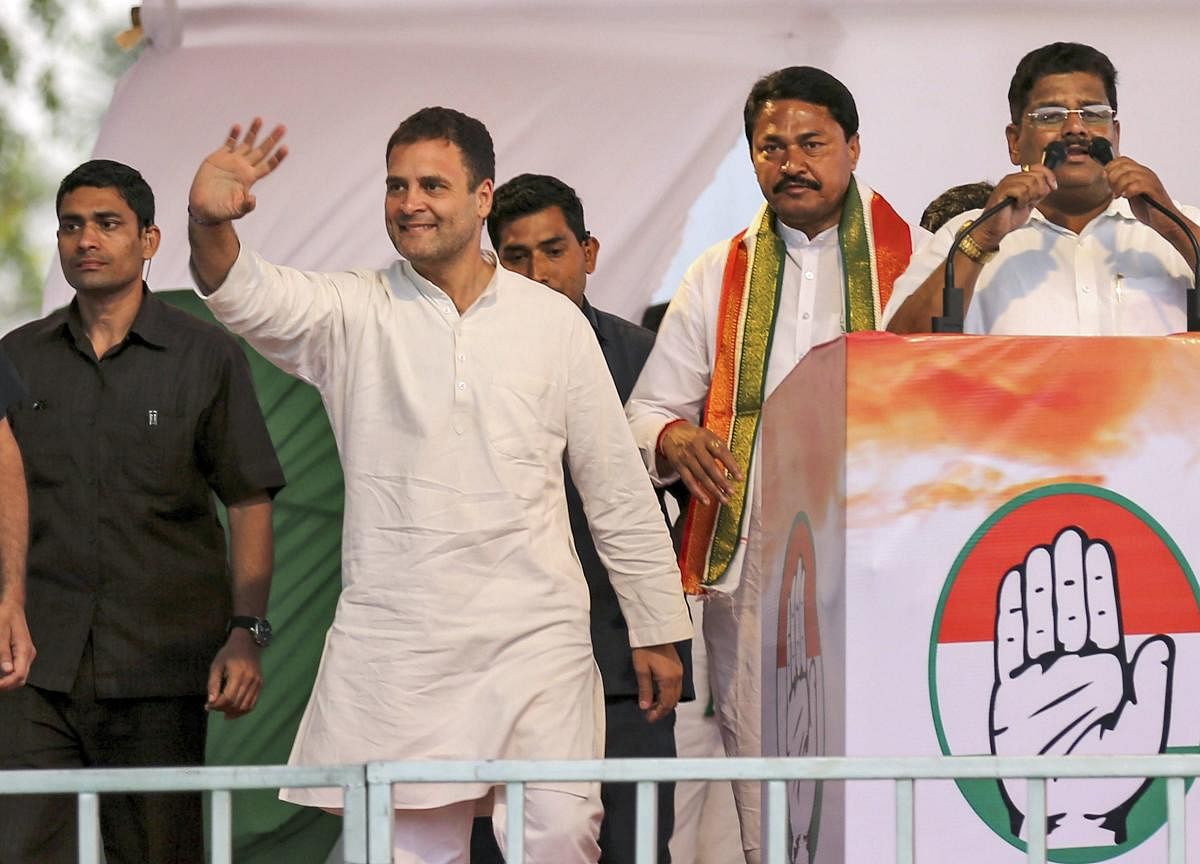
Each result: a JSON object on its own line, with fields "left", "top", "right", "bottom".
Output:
{"left": 456, "top": 381, "right": 466, "bottom": 391}
{"left": 457, "top": 354, "right": 465, "bottom": 362}
{"left": 803, "top": 312, "right": 810, "bottom": 320}
{"left": 454, "top": 424, "right": 464, "bottom": 435}
{"left": 804, "top": 271, "right": 815, "bottom": 280}
{"left": 1082, "top": 285, "right": 1091, "bottom": 294}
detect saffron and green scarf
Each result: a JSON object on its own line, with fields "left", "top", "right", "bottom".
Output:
{"left": 678, "top": 177, "right": 913, "bottom": 593}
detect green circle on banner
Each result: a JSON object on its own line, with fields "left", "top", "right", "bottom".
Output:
{"left": 927, "top": 483, "right": 1200, "bottom": 862}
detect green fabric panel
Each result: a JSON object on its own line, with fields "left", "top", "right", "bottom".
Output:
{"left": 159, "top": 291, "right": 343, "bottom": 863}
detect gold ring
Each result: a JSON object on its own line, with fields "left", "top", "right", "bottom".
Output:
{"left": 708, "top": 439, "right": 720, "bottom": 450}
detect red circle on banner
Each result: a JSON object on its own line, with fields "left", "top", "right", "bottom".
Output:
{"left": 938, "top": 489, "right": 1200, "bottom": 644}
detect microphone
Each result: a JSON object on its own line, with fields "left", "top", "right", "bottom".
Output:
{"left": 932, "top": 142, "right": 1066, "bottom": 332}
{"left": 1043, "top": 140, "right": 1069, "bottom": 171}
{"left": 1088, "top": 137, "right": 1114, "bottom": 165}
{"left": 1088, "top": 136, "right": 1200, "bottom": 331}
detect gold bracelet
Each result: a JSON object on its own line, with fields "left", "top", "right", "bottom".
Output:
{"left": 957, "top": 219, "right": 997, "bottom": 265}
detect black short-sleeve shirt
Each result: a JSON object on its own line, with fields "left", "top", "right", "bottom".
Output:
{"left": 0, "top": 348, "right": 25, "bottom": 415}
{"left": 1, "top": 290, "right": 286, "bottom": 698}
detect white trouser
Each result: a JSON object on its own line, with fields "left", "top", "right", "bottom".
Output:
{"left": 390, "top": 787, "right": 602, "bottom": 864}
{"left": 671, "top": 596, "right": 746, "bottom": 864}
{"left": 702, "top": 507, "right": 763, "bottom": 864}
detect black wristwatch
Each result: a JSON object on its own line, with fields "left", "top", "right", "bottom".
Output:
{"left": 227, "top": 616, "right": 273, "bottom": 647}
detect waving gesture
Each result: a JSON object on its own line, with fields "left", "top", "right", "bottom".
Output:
{"left": 189, "top": 119, "right": 289, "bottom": 292}
{"left": 189, "top": 118, "right": 288, "bottom": 224}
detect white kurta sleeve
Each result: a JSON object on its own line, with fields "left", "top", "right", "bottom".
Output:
{"left": 625, "top": 247, "right": 720, "bottom": 484}
{"left": 563, "top": 312, "right": 692, "bottom": 648}
{"left": 194, "top": 246, "right": 362, "bottom": 391}
{"left": 881, "top": 209, "right": 980, "bottom": 329}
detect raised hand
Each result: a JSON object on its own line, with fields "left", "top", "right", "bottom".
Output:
{"left": 1103, "top": 156, "right": 1199, "bottom": 269}
{"left": 1105, "top": 157, "right": 1174, "bottom": 228}
{"left": 188, "top": 118, "right": 288, "bottom": 224}
{"left": 990, "top": 527, "right": 1174, "bottom": 848}
{"left": 968, "top": 164, "right": 1058, "bottom": 252}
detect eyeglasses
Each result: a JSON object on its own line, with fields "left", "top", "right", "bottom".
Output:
{"left": 1025, "top": 105, "right": 1116, "bottom": 128}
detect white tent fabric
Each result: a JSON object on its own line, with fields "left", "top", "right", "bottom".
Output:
{"left": 47, "top": 0, "right": 1200, "bottom": 321}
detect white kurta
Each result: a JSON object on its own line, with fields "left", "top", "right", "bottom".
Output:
{"left": 200, "top": 248, "right": 693, "bottom": 809}
{"left": 883, "top": 198, "right": 1200, "bottom": 334}
{"left": 626, "top": 200, "right": 927, "bottom": 592}
{"left": 625, "top": 199, "right": 923, "bottom": 859}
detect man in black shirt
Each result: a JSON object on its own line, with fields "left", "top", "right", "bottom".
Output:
{"left": 0, "top": 160, "right": 285, "bottom": 864}
{"left": 0, "top": 349, "right": 30, "bottom": 693}
{"left": 476, "top": 173, "right": 692, "bottom": 864}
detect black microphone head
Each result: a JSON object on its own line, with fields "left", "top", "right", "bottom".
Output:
{"left": 1042, "top": 141, "right": 1068, "bottom": 170}
{"left": 1089, "top": 137, "right": 1115, "bottom": 165}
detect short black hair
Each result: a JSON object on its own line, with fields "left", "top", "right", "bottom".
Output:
{"left": 385, "top": 106, "right": 495, "bottom": 189}
{"left": 487, "top": 174, "right": 587, "bottom": 249}
{"left": 744, "top": 66, "right": 859, "bottom": 144}
{"left": 1008, "top": 42, "right": 1118, "bottom": 124}
{"left": 56, "top": 159, "right": 155, "bottom": 229}
{"left": 920, "top": 181, "right": 995, "bottom": 233}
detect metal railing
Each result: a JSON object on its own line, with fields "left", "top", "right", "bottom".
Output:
{"left": 1, "top": 754, "right": 1196, "bottom": 863}
{"left": 0, "top": 763, "right": 368, "bottom": 864}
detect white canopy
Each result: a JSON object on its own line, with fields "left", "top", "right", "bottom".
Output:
{"left": 47, "top": 0, "right": 1200, "bottom": 320}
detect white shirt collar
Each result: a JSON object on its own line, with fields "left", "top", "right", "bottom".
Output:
{"left": 776, "top": 219, "right": 838, "bottom": 250}
{"left": 400, "top": 249, "right": 501, "bottom": 310}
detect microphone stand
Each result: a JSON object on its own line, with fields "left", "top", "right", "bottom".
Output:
{"left": 932, "top": 199, "right": 1013, "bottom": 333}
{"left": 1137, "top": 200, "right": 1200, "bottom": 331}
{"left": 1089, "top": 137, "right": 1200, "bottom": 332}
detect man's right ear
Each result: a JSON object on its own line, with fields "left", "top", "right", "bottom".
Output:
{"left": 1005, "top": 124, "right": 1021, "bottom": 166}
{"left": 583, "top": 234, "right": 599, "bottom": 275}
{"left": 142, "top": 225, "right": 162, "bottom": 260}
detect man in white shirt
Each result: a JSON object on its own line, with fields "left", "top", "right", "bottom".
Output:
{"left": 186, "top": 109, "right": 692, "bottom": 864}
{"left": 625, "top": 67, "right": 921, "bottom": 864}
{"left": 885, "top": 41, "right": 1200, "bottom": 335}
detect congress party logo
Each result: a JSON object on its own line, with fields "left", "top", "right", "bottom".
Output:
{"left": 929, "top": 484, "right": 1200, "bottom": 860}
{"left": 776, "top": 513, "right": 825, "bottom": 863}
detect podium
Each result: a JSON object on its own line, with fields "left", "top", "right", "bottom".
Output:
{"left": 760, "top": 332, "right": 1200, "bottom": 863}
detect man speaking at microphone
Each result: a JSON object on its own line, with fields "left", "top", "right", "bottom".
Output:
{"left": 885, "top": 41, "right": 1200, "bottom": 334}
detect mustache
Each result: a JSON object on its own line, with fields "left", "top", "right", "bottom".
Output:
{"left": 774, "top": 175, "right": 821, "bottom": 194}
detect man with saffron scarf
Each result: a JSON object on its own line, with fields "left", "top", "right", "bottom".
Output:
{"left": 625, "top": 66, "right": 923, "bottom": 864}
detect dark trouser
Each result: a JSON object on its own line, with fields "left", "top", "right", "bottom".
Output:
{"left": 470, "top": 696, "right": 677, "bottom": 864}
{"left": 0, "top": 640, "right": 207, "bottom": 864}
